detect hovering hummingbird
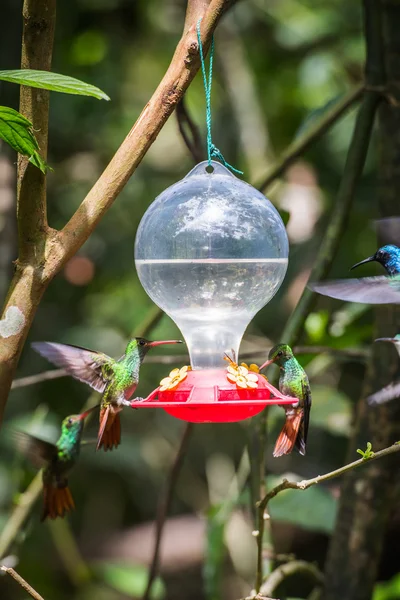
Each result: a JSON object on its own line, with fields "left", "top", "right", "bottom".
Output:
{"left": 15, "top": 408, "right": 96, "bottom": 520}
{"left": 260, "top": 344, "right": 311, "bottom": 458}
{"left": 309, "top": 244, "right": 400, "bottom": 304}
{"left": 32, "top": 337, "right": 183, "bottom": 452}
{"left": 367, "top": 335, "right": 400, "bottom": 405}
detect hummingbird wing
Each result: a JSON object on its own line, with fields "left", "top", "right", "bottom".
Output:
{"left": 14, "top": 431, "right": 57, "bottom": 469}
{"left": 367, "top": 380, "right": 400, "bottom": 405}
{"left": 32, "top": 342, "right": 114, "bottom": 393}
{"left": 309, "top": 276, "right": 400, "bottom": 304}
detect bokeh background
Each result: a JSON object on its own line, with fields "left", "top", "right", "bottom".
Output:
{"left": 0, "top": 0, "right": 396, "bottom": 599}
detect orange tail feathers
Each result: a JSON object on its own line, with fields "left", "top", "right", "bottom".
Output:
{"left": 41, "top": 484, "right": 75, "bottom": 521}
{"left": 273, "top": 410, "right": 303, "bottom": 458}
{"left": 97, "top": 405, "right": 121, "bottom": 452}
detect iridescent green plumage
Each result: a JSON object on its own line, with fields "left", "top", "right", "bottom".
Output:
{"left": 261, "top": 344, "right": 311, "bottom": 457}
{"left": 32, "top": 336, "right": 182, "bottom": 451}
{"left": 15, "top": 409, "right": 95, "bottom": 520}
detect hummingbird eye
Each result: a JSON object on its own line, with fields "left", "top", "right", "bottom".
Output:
{"left": 139, "top": 339, "right": 146, "bottom": 346}
{"left": 67, "top": 418, "right": 73, "bottom": 425}
{"left": 277, "top": 351, "right": 283, "bottom": 357}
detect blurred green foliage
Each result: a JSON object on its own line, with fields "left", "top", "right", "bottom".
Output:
{"left": 0, "top": 0, "right": 392, "bottom": 599}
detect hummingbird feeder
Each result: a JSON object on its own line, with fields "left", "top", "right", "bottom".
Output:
{"left": 133, "top": 160, "right": 294, "bottom": 423}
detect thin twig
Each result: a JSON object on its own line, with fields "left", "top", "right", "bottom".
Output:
{"left": 254, "top": 441, "right": 400, "bottom": 591}
{"left": 176, "top": 96, "right": 203, "bottom": 162}
{"left": 0, "top": 472, "right": 42, "bottom": 559}
{"left": 256, "top": 84, "right": 364, "bottom": 192}
{"left": 11, "top": 368, "right": 66, "bottom": 389}
{"left": 260, "top": 560, "right": 324, "bottom": 597}
{"left": 11, "top": 346, "right": 368, "bottom": 390}
{"left": 1, "top": 565, "right": 45, "bottom": 600}
{"left": 142, "top": 422, "right": 194, "bottom": 600}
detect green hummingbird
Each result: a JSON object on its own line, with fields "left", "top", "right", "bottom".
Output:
{"left": 367, "top": 335, "right": 400, "bottom": 405}
{"left": 260, "top": 344, "right": 312, "bottom": 457}
{"left": 15, "top": 407, "right": 96, "bottom": 520}
{"left": 32, "top": 337, "right": 183, "bottom": 451}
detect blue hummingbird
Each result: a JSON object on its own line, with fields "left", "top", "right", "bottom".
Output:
{"left": 309, "top": 244, "right": 400, "bottom": 304}
{"left": 367, "top": 335, "right": 400, "bottom": 405}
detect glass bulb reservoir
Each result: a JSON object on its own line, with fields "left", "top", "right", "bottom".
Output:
{"left": 135, "top": 161, "right": 288, "bottom": 369}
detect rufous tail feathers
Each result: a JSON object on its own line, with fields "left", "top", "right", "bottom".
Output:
{"left": 41, "top": 484, "right": 75, "bottom": 521}
{"left": 273, "top": 410, "right": 304, "bottom": 458}
{"left": 97, "top": 405, "right": 121, "bottom": 452}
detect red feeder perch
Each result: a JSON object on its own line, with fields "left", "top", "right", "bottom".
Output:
{"left": 132, "top": 369, "right": 297, "bottom": 423}
{"left": 133, "top": 161, "right": 291, "bottom": 423}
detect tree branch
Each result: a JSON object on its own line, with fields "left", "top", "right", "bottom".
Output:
{"left": 142, "top": 422, "right": 194, "bottom": 600}
{"left": 50, "top": 0, "right": 234, "bottom": 272}
{"left": 17, "top": 0, "right": 55, "bottom": 262}
{"left": 256, "top": 84, "right": 364, "bottom": 192}
{"left": 260, "top": 560, "right": 324, "bottom": 598}
{"left": 253, "top": 442, "right": 400, "bottom": 594}
{"left": 176, "top": 96, "right": 203, "bottom": 163}
{"left": 0, "top": 0, "right": 235, "bottom": 428}
{"left": 1, "top": 566, "right": 45, "bottom": 600}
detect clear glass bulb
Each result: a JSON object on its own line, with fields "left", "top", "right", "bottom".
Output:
{"left": 135, "top": 161, "right": 289, "bottom": 369}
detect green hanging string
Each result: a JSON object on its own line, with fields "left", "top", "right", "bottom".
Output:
{"left": 196, "top": 19, "right": 243, "bottom": 175}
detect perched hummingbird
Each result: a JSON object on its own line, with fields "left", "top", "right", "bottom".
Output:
{"left": 367, "top": 335, "right": 400, "bottom": 405}
{"left": 32, "top": 337, "right": 183, "bottom": 452}
{"left": 15, "top": 408, "right": 96, "bottom": 520}
{"left": 260, "top": 344, "right": 311, "bottom": 458}
{"left": 309, "top": 244, "right": 400, "bottom": 304}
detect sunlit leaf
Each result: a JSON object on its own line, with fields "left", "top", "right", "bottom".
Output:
{"left": 267, "top": 475, "right": 337, "bottom": 534}
{"left": 0, "top": 69, "right": 110, "bottom": 100}
{"left": 373, "top": 573, "right": 400, "bottom": 600}
{"left": 0, "top": 106, "right": 48, "bottom": 173}
{"left": 96, "top": 562, "right": 165, "bottom": 599}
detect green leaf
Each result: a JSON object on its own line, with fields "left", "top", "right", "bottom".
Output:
{"left": 95, "top": 562, "right": 165, "bottom": 599}
{"left": 357, "top": 442, "right": 374, "bottom": 460}
{"left": 373, "top": 572, "right": 400, "bottom": 600}
{"left": 203, "top": 504, "right": 227, "bottom": 600}
{"left": 0, "top": 69, "right": 110, "bottom": 101}
{"left": 267, "top": 475, "right": 337, "bottom": 534}
{"left": 0, "top": 106, "right": 49, "bottom": 173}
{"left": 278, "top": 209, "right": 290, "bottom": 227}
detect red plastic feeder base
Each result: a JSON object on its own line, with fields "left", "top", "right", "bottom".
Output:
{"left": 131, "top": 369, "right": 297, "bottom": 423}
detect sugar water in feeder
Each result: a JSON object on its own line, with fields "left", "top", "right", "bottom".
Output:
{"left": 134, "top": 161, "right": 295, "bottom": 422}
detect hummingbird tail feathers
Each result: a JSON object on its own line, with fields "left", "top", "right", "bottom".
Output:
{"left": 41, "top": 484, "right": 75, "bottom": 521}
{"left": 97, "top": 406, "right": 121, "bottom": 452}
{"left": 273, "top": 410, "right": 303, "bottom": 458}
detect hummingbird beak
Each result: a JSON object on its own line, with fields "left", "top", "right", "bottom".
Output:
{"left": 350, "top": 256, "right": 376, "bottom": 271}
{"left": 374, "top": 337, "right": 397, "bottom": 343}
{"left": 259, "top": 358, "right": 275, "bottom": 371}
{"left": 148, "top": 340, "right": 183, "bottom": 347}
{"left": 78, "top": 405, "right": 99, "bottom": 420}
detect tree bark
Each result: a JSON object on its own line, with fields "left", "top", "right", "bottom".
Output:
{"left": 322, "top": 2, "right": 400, "bottom": 599}
{"left": 0, "top": 0, "right": 234, "bottom": 427}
